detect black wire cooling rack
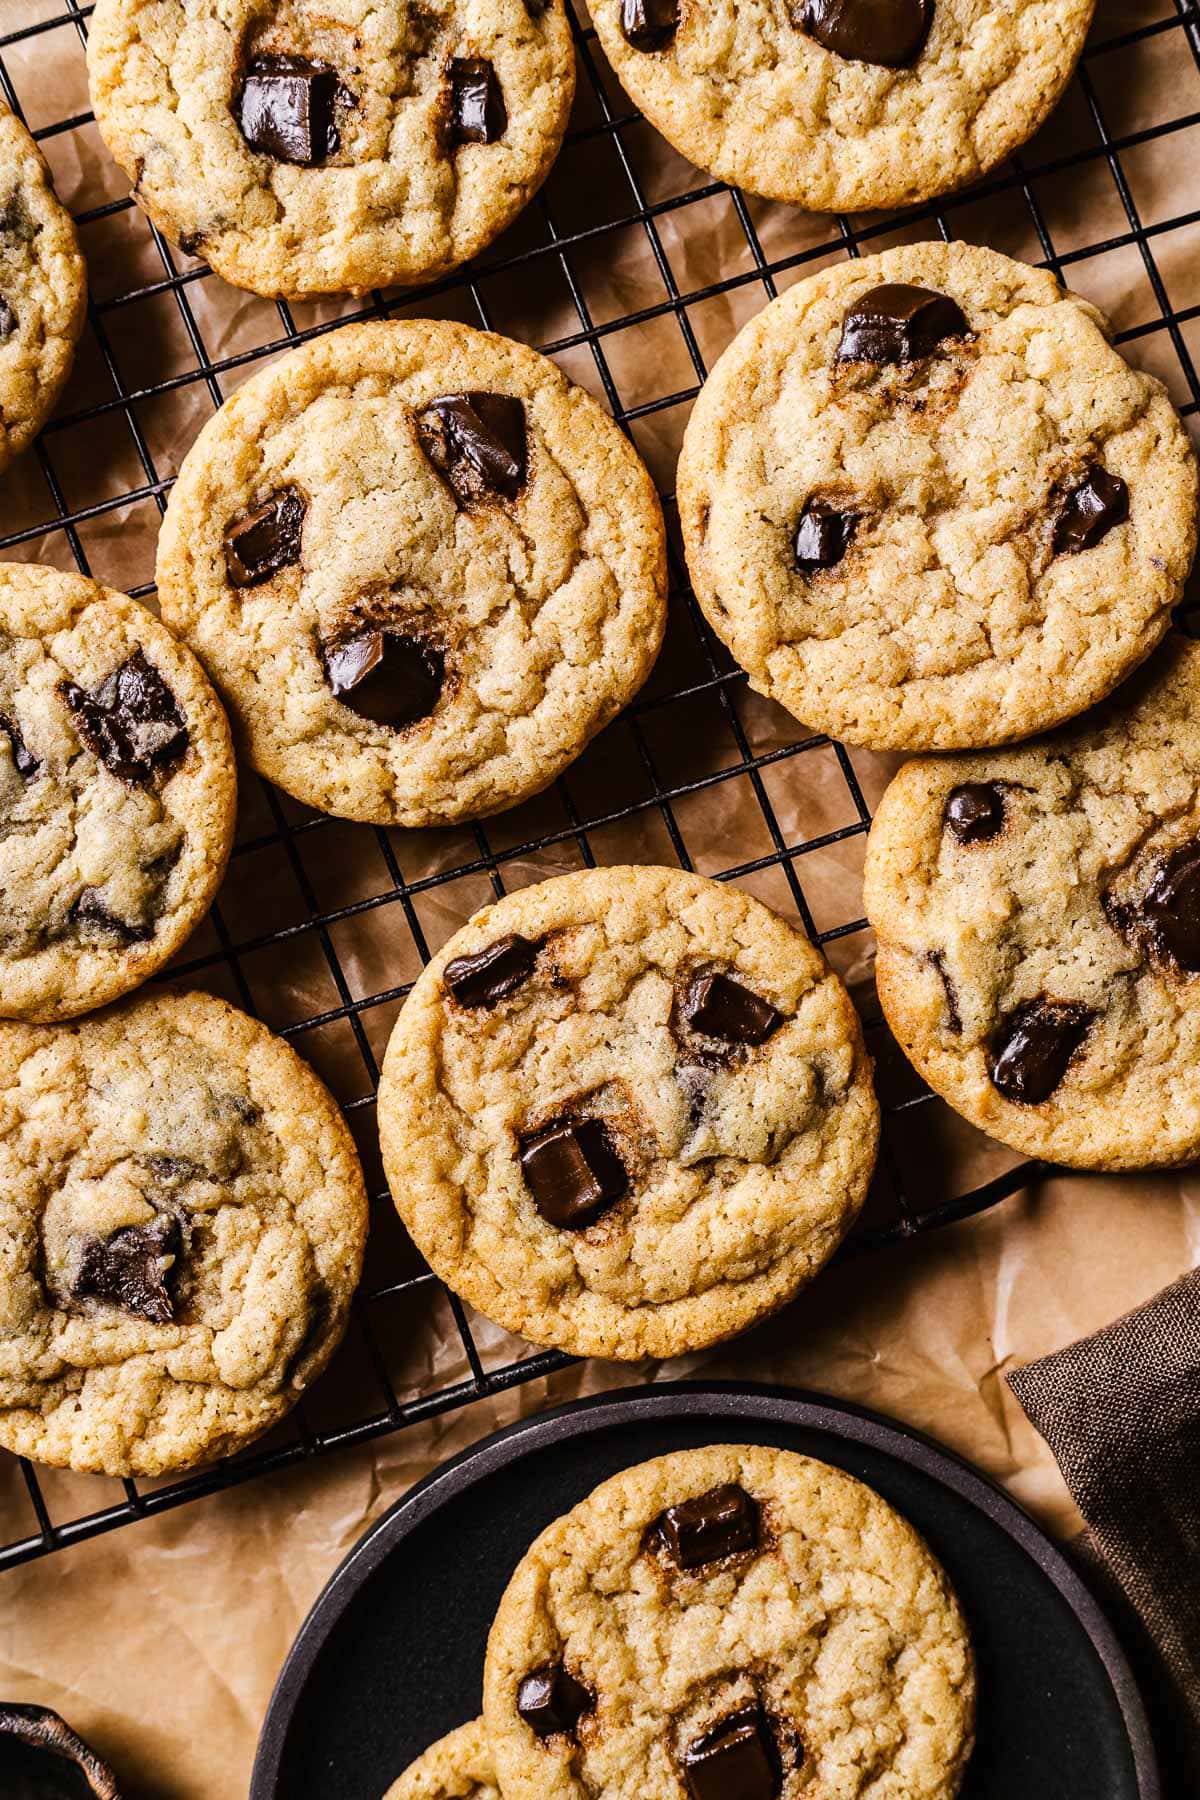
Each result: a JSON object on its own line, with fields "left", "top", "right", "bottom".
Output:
{"left": 0, "top": 0, "right": 1195, "bottom": 1571}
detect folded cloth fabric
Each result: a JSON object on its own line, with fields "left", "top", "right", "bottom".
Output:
{"left": 1008, "top": 1267, "right": 1200, "bottom": 1790}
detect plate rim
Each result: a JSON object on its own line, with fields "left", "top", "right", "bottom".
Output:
{"left": 249, "top": 1379, "right": 1160, "bottom": 1800}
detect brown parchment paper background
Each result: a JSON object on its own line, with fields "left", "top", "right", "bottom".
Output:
{"left": 2, "top": 1, "right": 1200, "bottom": 1793}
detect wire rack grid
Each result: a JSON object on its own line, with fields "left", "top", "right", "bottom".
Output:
{"left": 0, "top": 0, "right": 1195, "bottom": 1571}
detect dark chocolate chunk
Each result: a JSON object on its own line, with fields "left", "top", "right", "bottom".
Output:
{"left": 0, "top": 1702, "right": 122, "bottom": 1800}
{"left": 236, "top": 55, "right": 341, "bottom": 165}
{"left": 800, "top": 0, "right": 932, "bottom": 67}
{"left": 656, "top": 1483, "right": 760, "bottom": 1569}
{"left": 621, "top": 0, "right": 679, "bottom": 51}
{"left": 683, "top": 1707, "right": 781, "bottom": 1800}
{"left": 837, "top": 283, "right": 969, "bottom": 365}
{"left": 324, "top": 630, "right": 444, "bottom": 729}
{"left": 449, "top": 58, "right": 508, "bottom": 144}
{"left": 793, "top": 499, "right": 857, "bottom": 572}
{"left": 445, "top": 933, "right": 539, "bottom": 1007}
{"left": 417, "top": 391, "right": 528, "bottom": 505}
{"left": 516, "top": 1664, "right": 593, "bottom": 1739}
{"left": 928, "top": 950, "right": 961, "bottom": 1035}
{"left": 1052, "top": 464, "right": 1129, "bottom": 555}
{"left": 0, "top": 297, "right": 15, "bottom": 341}
{"left": 70, "top": 1214, "right": 180, "bottom": 1325}
{"left": 683, "top": 972, "right": 782, "bottom": 1046}
{"left": 944, "top": 781, "right": 1005, "bottom": 845}
{"left": 60, "top": 649, "right": 188, "bottom": 787}
{"left": 68, "top": 888, "right": 155, "bottom": 944}
{"left": 177, "top": 226, "right": 209, "bottom": 258}
{"left": 518, "top": 1117, "right": 628, "bottom": 1228}
{"left": 224, "top": 486, "right": 306, "bottom": 587}
{"left": 0, "top": 713, "right": 40, "bottom": 781}
{"left": 989, "top": 998, "right": 1094, "bottom": 1105}
{"left": 1141, "top": 839, "right": 1200, "bottom": 972}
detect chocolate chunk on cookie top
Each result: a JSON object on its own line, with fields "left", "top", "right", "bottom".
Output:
{"left": 484, "top": 1446, "right": 975, "bottom": 1800}
{"left": 679, "top": 242, "right": 1199, "bottom": 751}
{"left": 87, "top": 0, "right": 575, "bottom": 297}
{"left": 865, "top": 637, "right": 1200, "bottom": 1168}
{"left": 157, "top": 321, "right": 667, "bottom": 828}
{"left": 800, "top": 0, "right": 932, "bottom": 67}
{"left": 655, "top": 1482, "right": 760, "bottom": 1568}
{"left": 516, "top": 1666, "right": 593, "bottom": 1739}
{"left": 0, "top": 563, "right": 237, "bottom": 1024}
{"left": 379, "top": 866, "right": 878, "bottom": 1360}
{"left": 0, "top": 990, "right": 368, "bottom": 1477}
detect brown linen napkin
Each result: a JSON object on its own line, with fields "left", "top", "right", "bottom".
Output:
{"left": 1008, "top": 1268, "right": 1200, "bottom": 1791}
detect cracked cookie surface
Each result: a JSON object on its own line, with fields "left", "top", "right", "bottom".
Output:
{"left": 864, "top": 636, "right": 1200, "bottom": 1168}
{"left": 378, "top": 866, "right": 878, "bottom": 1359}
{"left": 678, "top": 241, "right": 1198, "bottom": 752}
{"left": 591, "top": 0, "right": 1093, "bottom": 213}
{"left": 156, "top": 320, "right": 668, "bottom": 827}
{"left": 385, "top": 1720, "right": 499, "bottom": 1800}
{"left": 483, "top": 1445, "right": 975, "bottom": 1800}
{"left": 0, "top": 988, "right": 368, "bottom": 1475}
{"left": 0, "top": 563, "right": 236, "bottom": 1023}
{"left": 86, "top": 0, "right": 575, "bottom": 297}
{"left": 0, "top": 106, "right": 86, "bottom": 473}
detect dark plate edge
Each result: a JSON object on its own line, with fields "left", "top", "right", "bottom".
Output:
{"left": 249, "top": 1379, "right": 1160, "bottom": 1800}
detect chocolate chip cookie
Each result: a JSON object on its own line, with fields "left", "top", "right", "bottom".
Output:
{"left": 385, "top": 1720, "right": 499, "bottom": 1800}
{"left": 0, "top": 988, "right": 368, "bottom": 1476}
{"left": 678, "top": 241, "right": 1198, "bottom": 752}
{"left": 483, "top": 1445, "right": 975, "bottom": 1800}
{"left": 591, "top": 0, "right": 1093, "bottom": 213}
{"left": 377, "top": 865, "right": 878, "bottom": 1360}
{"left": 0, "top": 563, "right": 237, "bottom": 1023}
{"left": 156, "top": 321, "right": 667, "bottom": 827}
{"left": 0, "top": 106, "right": 86, "bottom": 473}
{"left": 863, "top": 635, "right": 1200, "bottom": 1168}
{"left": 86, "top": 0, "right": 575, "bottom": 297}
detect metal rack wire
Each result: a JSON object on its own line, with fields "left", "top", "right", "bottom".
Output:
{"left": 0, "top": 0, "right": 1194, "bottom": 1570}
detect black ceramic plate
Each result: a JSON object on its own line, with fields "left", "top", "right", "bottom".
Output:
{"left": 251, "top": 1382, "right": 1158, "bottom": 1800}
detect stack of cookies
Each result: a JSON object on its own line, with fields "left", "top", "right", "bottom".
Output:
{"left": 384, "top": 1445, "right": 977, "bottom": 1800}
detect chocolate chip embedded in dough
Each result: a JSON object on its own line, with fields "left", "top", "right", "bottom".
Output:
{"left": 1052, "top": 464, "right": 1129, "bottom": 556}
{"left": 444, "top": 934, "right": 539, "bottom": 1007}
{"left": 68, "top": 887, "right": 156, "bottom": 944}
{"left": 0, "top": 297, "right": 15, "bottom": 340}
{"left": 70, "top": 1214, "right": 181, "bottom": 1325}
{"left": 448, "top": 58, "right": 508, "bottom": 145}
{"left": 1141, "top": 839, "right": 1200, "bottom": 972}
{"left": 223, "top": 486, "right": 307, "bottom": 587}
{"left": 323, "top": 630, "right": 445, "bottom": 730}
{"left": 837, "top": 283, "right": 969, "bottom": 364}
{"left": 0, "top": 712, "right": 40, "bottom": 780}
{"left": 516, "top": 1664, "right": 593, "bottom": 1739}
{"left": 988, "top": 998, "right": 1095, "bottom": 1104}
{"left": 518, "top": 1117, "right": 628, "bottom": 1228}
{"left": 682, "top": 971, "right": 782, "bottom": 1045}
{"left": 60, "top": 649, "right": 189, "bottom": 787}
{"left": 683, "top": 1707, "right": 782, "bottom": 1800}
{"left": 800, "top": 0, "right": 933, "bottom": 68}
{"left": 416, "top": 391, "right": 528, "bottom": 505}
{"left": 793, "top": 499, "right": 856, "bottom": 572}
{"left": 236, "top": 54, "right": 342, "bottom": 165}
{"left": 654, "top": 1482, "right": 761, "bottom": 1569}
{"left": 621, "top": 0, "right": 679, "bottom": 52}
{"left": 944, "top": 782, "right": 1005, "bottom": 845}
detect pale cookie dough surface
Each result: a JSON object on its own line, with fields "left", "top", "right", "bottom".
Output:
{"left": 592, "top": 0, "right": 1093, "bottom": 212}
{"left": 378, "top": 866, "right": 879, "bottom": 1360}
{"left": 86, "top": 0, "right": 575, "bottom": 297}
{"left": 0, "top": 563, "right": 236, "bottom": 1023}
{"left": 0, "top": 989, "right": 368, "bottom": 1475}
{"left": 157, "top": 320, "right": 667, "bottom": 827}
{"left": 0, "top": 106, "right": 87, "bottom": 471}
{"left": 864, "top": 636, "right": 1200, "bottom": 1168}
{"left": 384, "top": 1720, "right": 499, "bottom": 1800}
{"left": 678, "top": 241, "right": 1199, "bottom": 752}
{"left": 483, "top": 1445, "right": 975, "bottom": 1800}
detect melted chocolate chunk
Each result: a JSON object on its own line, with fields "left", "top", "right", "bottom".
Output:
{"left": 224, "top": 486, "right": 306, "bottom": 587}
{"left": 68, "top": 888, "right": 155, "bottom": 944}
{"left": 800, "top": 0, "right": 932, "bottom": 67}
{"left": 621, "top": 0, "right": 679, "bottom": 51}
{"left": 445, "top": 933, "right": 539, "bottom": 1007}
{"left": 0, "top": 712, "right": 40, "bottom": 781}
{"left": 518, "top": 1117, "right": 628, "bottom": 1228}
{"left": 1052, "top": 464, "right": 1129, "bottom": 556}
{"left": 656, "top": 1483, "right": 760, "bottom": 1569}
{"left": 70, "top": 1214, "right": 180, "bottom": 1325}
{"left": 237, "top": 55, "right": 341, "bottom": 165}
{"left": 683, "top": 972, "right": 782, "bottom": 1046}
{"left": 0, "top": 297, "right": 15, "bottom": 341}
{"left": 60, "top": 650, "right": 188, "bottom": 786}
{"left": 683, "top": 1707, "right": 781, "bottom": 1800}
{"left": 944, "top": 781, "right": 1005, "bottom": 845}
{"left": 1141, "top": 839, "right": 1200, "bottom": 972}
{"left": 989, "top": 999, "right": 1094, "bottom": 1105}
{"left": 324, "top": 630, "right": 444, "bottom": 729}
{"left": 793, "top": 499, "right": 856, "bottom": 572}
{"left": 517, "top": 1664, "right": 593, "bottom": 1739}
{"left": 928, "top": 950, "right": 961, "bottom": 1035}
{"left": 449, "top": 58, "right": 508, "bottom": 144}
{"left": 0, "top": 1702, "right": 122, "bottom": 1800}
{"left": 837, "top": 283, "right": 969, "bottom": 365}
{"left": 417, "top": 391, "right": 528, "bottom": 505}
